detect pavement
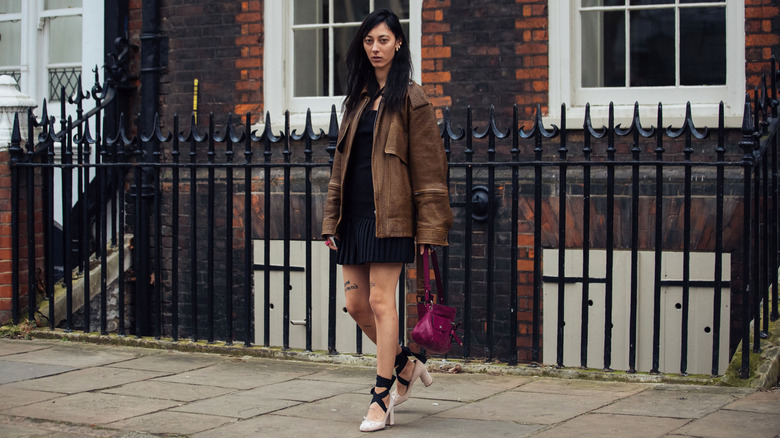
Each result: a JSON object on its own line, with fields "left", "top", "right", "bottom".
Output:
{"left": 0, "top": 338, "right": 779, "bottom": 438}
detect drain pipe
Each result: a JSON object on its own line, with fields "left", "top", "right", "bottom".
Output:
{"left": 136, "top": 0, "right": 162, "bottom": 336}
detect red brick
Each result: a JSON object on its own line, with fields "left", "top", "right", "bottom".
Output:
{"left": 745, "top": 7, "right": 778, "bottom": 19}
{"left": 429, "top": 96, "right": 452, "bottom": 108}
{"left": 423, "top": 0, "right": 451, "bottom": 7}
{"left": 515, "top": 43, "right": 547, "bottom": 55}
{"left": 515, "top": 17, "right": 547, "bottom": 29}
{"left": 235, "top": 58, "right": 262, "bottom": 69}
{"left": 422, "top": 22, "right": 450, "bottom": 33}
{"left": 746, "top": 33, "right": 780, "bottom": 47}
{"left": 516, "top": 68, "right": 547, "bottom": 80}
{"left": 422, "top": 71, "right": 451, "bottom": 83}
{"left": 421, "top": 46, "right": 451, "bottom": 59}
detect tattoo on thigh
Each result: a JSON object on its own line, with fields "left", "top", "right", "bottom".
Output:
{"left": 370, "top": 282, "right": 376, "bottom": 288}
{"left": 344, "top": 280, "right": 359, "bottom": 292}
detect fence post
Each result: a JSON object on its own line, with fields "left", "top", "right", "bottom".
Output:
{"left": 0, "top": 75, "right": 37, "bottom": 325}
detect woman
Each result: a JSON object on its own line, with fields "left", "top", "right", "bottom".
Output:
{"left": 322, "top": 8, "right": 453, "bottom": 432}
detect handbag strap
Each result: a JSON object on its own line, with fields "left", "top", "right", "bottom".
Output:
{"left": 423, "top": 246, "right": 446, "bottom": 305}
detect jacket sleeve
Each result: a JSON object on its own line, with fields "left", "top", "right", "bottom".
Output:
{"left": 321, "top": 121, "right": 347, "bottom": 239}
{"left": 408, "top": 94, "right": 453, "bottom": 246}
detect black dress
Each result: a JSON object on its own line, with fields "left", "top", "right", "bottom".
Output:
{"left": 336, "top": 108, "right": 415, "bottom": 265}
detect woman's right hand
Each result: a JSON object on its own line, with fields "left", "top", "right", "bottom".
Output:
{"left": 325, "top": 235, "right": 338, "bottom": 250}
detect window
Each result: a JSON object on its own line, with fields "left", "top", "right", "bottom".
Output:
{"left": 0, "top": 0, "right": 103, "bottom": 107}
{"left": 549, "top": 1, "right": 744, "bottom": 127}
{"left": 43, "top": 0, "right": 83, "bottom": 100}
{"left": 0, "top": 1, "right": 23, "bottom": 89}
{"left": 265, "top": 0, "right": 422, "bottom": 129}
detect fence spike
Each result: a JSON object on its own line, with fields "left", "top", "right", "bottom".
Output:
{"left": 292, "top": 108, "right": 323, "bottom": 141}
{"left": 667, "top": 102, "right": 708, "bottom": 140}
{"left": 584, "top": 102, "right": 607, "bottom": 139}
{"left": 442, "top": 106, "right": 465, "bottom": 141}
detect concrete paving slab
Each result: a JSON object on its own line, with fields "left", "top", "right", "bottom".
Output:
{"left": 107, "top": 411, "right": 236, "bottom": 435}
{"left": 1, "top": 344, "right": 148, "bottom": 368}
{"left": 272, "top": 392, "right": 460, "bottom": 424}
{"left": 4, "top": 366, "right": 168, "bottom": 393}
{"left": 0, "top": 387, "right": 61, "bottom": 410}
{"left": 596, "top": 387, "right": 744, "bottom": 419}
{"left": 672, "top": 409, "right": 780, "bottom": 438}
{"left": 0, "top": 339, "right": 56, "bottom": 356}
{"left": 381, "top": 417, "right": 544, "bottom": 438}
{"left": 381, "top": 395, "right": 463, "bottom": 424}
{"left": 191, "top": 413, "right": 364, "bottom": 438}
{"left": 171, "top": 391, "right": 302, "bottom": 419}
{"left": 156, "top": 357, "right": 323, "bottom": 390}
{"left": 0, "top": 360, "right": 73, "bottom": 384}
{"left": 243, "top": 378, "right": 368, "bottom": 402}
{"left": 100, "top": 380, "right": 236, "bottom": 402}
{"left": 298, "top": 364, "right": 376, "bottom": 385}
{"left": 107, "top": 350, "right": 219, "bottom": 373}
{"left": 720, "top": 389, "right": 780, "bottom": 414}
{"left": 394, "top": 373, "right": 531, "bottom": 403}
{"left": 1, "top": 392, "right": 178, "bottom": 424}
{"left": 0, "top": 416, "right": 163, "bottom": 438}
{"left": 436, "top": 389, "right": 620, "bottom": 424}
{"left": 530, "top": 413, "right": 690, "bottom": 438}
{"left": 513, "top": 377, "right": 648, "bottom": 398}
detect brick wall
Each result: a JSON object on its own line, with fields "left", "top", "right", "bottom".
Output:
{"left": 745, "top": 0, "right": 780, "bottom": 90}
{"left": 0, "top": 148, "right": 45, "bottom": 325}
{"left": 423, "top": 0, "right": 536, "bottom": 125}
{"left": 0, "top": 150, "right": 11, "bottom": 324}
{"left": 128, "top": 0, "right": 264, "bottom": 126}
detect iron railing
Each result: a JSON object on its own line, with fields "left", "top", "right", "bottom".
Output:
{"left": 9, "top": 58, "right": 780, "bottom": 378}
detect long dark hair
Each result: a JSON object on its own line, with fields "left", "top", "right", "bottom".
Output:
{"left": 343, "top": 9, "right": 412, "bottom": 117}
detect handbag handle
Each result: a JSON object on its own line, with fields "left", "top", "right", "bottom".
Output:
{"left": 423, "top": 246, "right": 446, "bottom": 305}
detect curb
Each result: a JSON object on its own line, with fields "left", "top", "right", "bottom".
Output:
{"left": 29, "top": 329, "right": 721, "bottom": 386}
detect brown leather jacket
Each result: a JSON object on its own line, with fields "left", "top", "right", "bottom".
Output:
{"left": 322, "top": 82, "right": 452, "bottom": 246}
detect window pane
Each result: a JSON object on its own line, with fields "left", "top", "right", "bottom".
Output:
{"left": 49, "top": 15, "right": 82, "bottom": 63}
{"left": 44, "top": 0, "right": 81, "bottom": 10}
{"left": 0, "top": 0, "right": 21, "bottom": 14}
{"left": 630, "top": 9, "right": 674, "bottom": 86}
{"left": 582, "top": 10, "right": 625, "bottom": 87}
{"left": 0, "top": 21, "right": 21, "bottom": 66}
{"left": 49, "top": 67, "right": 80, "bottom": 99}
{"left": 680, "top": 7, "right": 725, "bottom": 85}
{"left": 582, "top": 0, "right": 625, "bottom": 6}
{"left": 333, "top": 26, "right": 359, "bottom": 95}
{"left": 376, "top": 0, "right": 410, "bottom": 19}
{"left": 294, "top": 28, "right": 327, "bottom": 97}
{"left": 294, "top": 0, "right": 325, "bottom": 25}
{"left": 335, "top": 0, "right": 369, "bottom": 23}
{"left": 681, "top": 0, "right": 724, "bottom": 3}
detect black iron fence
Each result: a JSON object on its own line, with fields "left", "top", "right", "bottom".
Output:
{"left": 9, "top": 59, "right": 780, "bottom": 378}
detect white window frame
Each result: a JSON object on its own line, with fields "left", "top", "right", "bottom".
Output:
{"left": 548, "top": 1, "right": 745, "bottom": 128}
{"left": 3, "top": 0, "right": 103, "bottom": 112}
{"left": 0, "top": 4, "right": 24, "bottom": 86}
{"left": 264, "top": 0, "right": 422, "bottom": 131}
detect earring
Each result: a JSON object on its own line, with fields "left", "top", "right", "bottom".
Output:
{"left": 396, "top": 46, "right": 400, "bottom": 52}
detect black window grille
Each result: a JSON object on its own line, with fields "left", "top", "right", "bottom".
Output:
{"left": 1, "top": 70, "right": 22, "bottom": 90}
{"left": 49, "top": 67, "right": 81, "bottom": 100}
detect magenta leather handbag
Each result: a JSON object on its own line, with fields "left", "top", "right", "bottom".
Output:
{"left": 411, "top": 247, "right": 462, "bottom": 354}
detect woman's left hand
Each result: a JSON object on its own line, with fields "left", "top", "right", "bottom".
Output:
{"left": 418, "top": 244, "right": 428, "bottom": 255}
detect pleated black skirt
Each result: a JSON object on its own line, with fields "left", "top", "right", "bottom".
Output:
{"left": 336, "top": 214, "right": 415, "bottom": 265}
